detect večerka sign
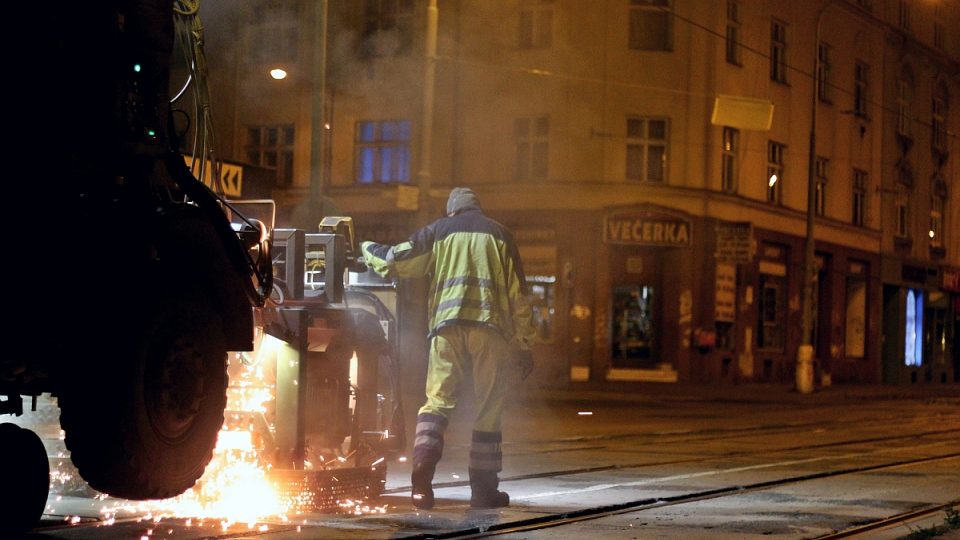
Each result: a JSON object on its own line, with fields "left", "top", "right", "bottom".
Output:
{"left": 604, "top": 210, "right": 692, "bottom": 247}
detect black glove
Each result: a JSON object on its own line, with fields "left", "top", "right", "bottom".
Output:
{"left": 515, "top": 349, "right": 534, "bottom": 381}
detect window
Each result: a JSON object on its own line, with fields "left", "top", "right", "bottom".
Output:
{"left": 519, "top": 0, "right": 553, "bottom": 49}
{"left": 852, "top": 169, "right": 867, "bottom": 226}
{"left": 904, "top": 288, "right": 923, "bottom": 366}
{"left": 897, "top": 75, "right": 912, "bottom": 138}
{"left": 854, "top": 61, "right": 869, "bottom": 118}
{"left": 628, "top": 0, "right": 673, "bottom": 51}
{"left": 246, "top": 1, "right": 299, "bottom": 64}
{"left": 815, "top": 157, "right": 828, "bottom": 216}
{"left": 361, "top": 0, "right": 414, "bottom": 57}
{"left": 767, "top": 141, "right": 785, "bottom": 204}
{"left": 515, "top": 116, "right": 549, "bottom": 180}
{"left": 246, "top": 125, "right": 295, "bottom": 186}
{"left": 817, "top": 43, "right": 832, "bottom": 102}
{"left": 725, "top": 1, "right": 741, "bottom": 65}
{"left": 722, "top": 127, "right": 739, "bottom": 192}
{"left": 626, "top": 117, "right": 668, "bottom": 183}
{"left": 770, "top": 19, "right": 788, "bottom": 83}
{"left": 758, "top": 273, "right": 785, "bottom": 350}
{"left": 930, "top": 192, "right": 944, "bottom": 248}
{"left": 527, "top": 275, "right": 556, "bottom": 342}
{"left": 845, "top": 274, "right": 867, "bottom": 358}
{"left": 932, "top": 84, "right": 948, "bottom": 153}
{"left": 895, "top": 184, "right": 910, "bottom": 238}
{"left": 355, "top": 120, "right": 411, "bottom": 184}
{"left": 898, "top": 0, "right": 911, "bottom": 32}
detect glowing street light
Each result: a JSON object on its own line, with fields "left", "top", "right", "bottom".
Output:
{"left": 269, "top": 68, "right": 287, "bottom": 80}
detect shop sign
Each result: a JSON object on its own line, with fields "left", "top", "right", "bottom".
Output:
{"left": 604, "top": 210, "right": 691, "bottom": 247}
{"left": 943, "top": 266, "right": 960, "bottom": 292}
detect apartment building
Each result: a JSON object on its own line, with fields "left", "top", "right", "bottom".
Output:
{"left": 201, "top": 0, "right": 959, "bottom": 387}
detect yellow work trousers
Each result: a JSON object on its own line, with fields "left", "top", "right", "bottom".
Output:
{"left": 418, "top": 325, "right": 514, "bottom": 433}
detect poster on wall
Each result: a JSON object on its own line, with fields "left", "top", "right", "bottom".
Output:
{"left": 715, "top": 263, "right": 736, "bottom": 322}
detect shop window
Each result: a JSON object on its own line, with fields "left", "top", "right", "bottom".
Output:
{"left": 904, "top": 288, "right": 923, "bottom": 366}
{"left": 527, "top": 275, "right": 556, "bottom": 342}
{"left": 926, "top": 293, "right": 948, "bottom": 366}
{"left": 845, "top": 276, "right": 867, "bottom": 358}
{"left": 758, "top": 274, "right": 785, "bottom": 350}
{"left": 612, "top": 285, "right": 656, "bottom": 366}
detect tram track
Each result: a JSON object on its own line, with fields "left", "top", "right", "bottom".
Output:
{"left": 811, "top": 499, "right": 960, "bottom": 539}
{"left": 383, "top": 426, "right": 960, "bottom": 494}
{"left": 399, "top": 451, "right": 960, "bottom": 539}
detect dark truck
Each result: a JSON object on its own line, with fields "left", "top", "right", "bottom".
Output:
{"left": 1, "top": 1, "right": 270, "bottom": 534}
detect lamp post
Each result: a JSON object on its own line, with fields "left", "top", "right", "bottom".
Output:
{"left": 797, "top": 2, "right": 833, "bottom": 394}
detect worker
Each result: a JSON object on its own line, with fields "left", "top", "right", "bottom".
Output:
{"left": 361, "top": 187, "right": 536, "bottom": 509}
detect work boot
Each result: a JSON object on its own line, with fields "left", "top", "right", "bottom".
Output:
{"left": 411, "top": 463, "right": 436, "bottom": 509}
{"left": 469, "top": 468, "right": 510, "bottom": 508}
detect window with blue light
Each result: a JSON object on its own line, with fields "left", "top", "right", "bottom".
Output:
{"left": 904, "top": 288, "right": 923, "bottom": 366}
{"left": 355, "top": 120, "right": 411, "bottom": 184}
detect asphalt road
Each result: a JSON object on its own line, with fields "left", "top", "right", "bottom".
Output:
{"left": 11, "top": 382, "right": 960, "bottom": 539}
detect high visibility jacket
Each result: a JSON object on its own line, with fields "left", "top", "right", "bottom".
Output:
{"left": 361, "top": 208, "right": 536, "bottom": 350}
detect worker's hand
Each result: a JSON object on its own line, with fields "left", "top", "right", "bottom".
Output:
{"left": 515, "top": 349, "right": 534, "bottom": 381}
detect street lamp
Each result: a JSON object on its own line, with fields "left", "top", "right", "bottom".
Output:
{"left": 797, "top": 2, "right": 834, "bottom": 394}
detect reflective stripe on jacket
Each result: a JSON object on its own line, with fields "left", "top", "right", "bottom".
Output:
{"left": 361, "top": 208, "right": 535, "bottom": 350}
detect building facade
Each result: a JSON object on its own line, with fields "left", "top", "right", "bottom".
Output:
{"left": 203, "top": 0, "right": 960, "bottom": 387}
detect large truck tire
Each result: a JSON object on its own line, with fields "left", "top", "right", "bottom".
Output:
{"left": 0, "top": 423, "right": 49, "bottom": 536}
{"left": 58, "top": 293, "right": 228, "bottom": 500}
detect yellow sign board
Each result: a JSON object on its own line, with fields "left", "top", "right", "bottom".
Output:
{"left": 183, "top": 156, "right": 243, "bottom": 198}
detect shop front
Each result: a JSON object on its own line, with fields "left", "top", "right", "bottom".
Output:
{"left": 881, "top": 259, "right": 955, "bottom": 385}
{"left": 596, "top": 206, "right": 697, "bottom": 383}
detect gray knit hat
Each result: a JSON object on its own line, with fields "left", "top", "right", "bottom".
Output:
{"left": 446, "top": 187, "right": 481, "bottom": 215}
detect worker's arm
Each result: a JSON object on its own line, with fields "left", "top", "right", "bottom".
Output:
{"left": 361, "top": 225, "right": 434, "bottom": 279}
{"left": 503, "top": 240, "right": 537, "bottom": 352}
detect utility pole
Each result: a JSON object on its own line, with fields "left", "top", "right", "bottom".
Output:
{"left": 416, "top": 0, "right": 439, "bottom": 227}
{"left": 798, "top": 2, "right": 833, "bottom": 395}
{"left": 308, "top": 0, "right": 329, "bottom": 223}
